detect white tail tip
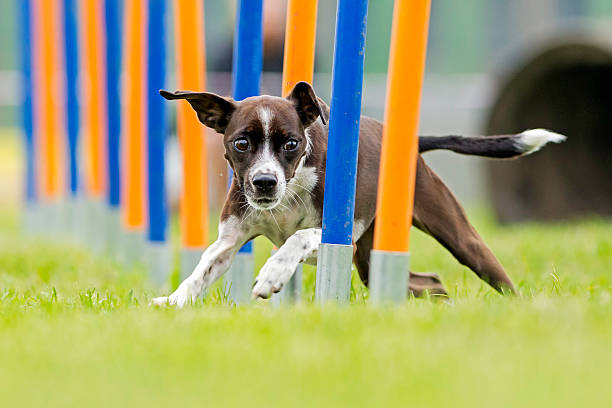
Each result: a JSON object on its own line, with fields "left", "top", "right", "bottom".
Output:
{"left": 518, "top": 129, "right": 567, "bottom": 155}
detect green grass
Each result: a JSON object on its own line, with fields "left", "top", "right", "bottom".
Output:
{"left": 1, "top": 206, "right": 611, "bottom": 407}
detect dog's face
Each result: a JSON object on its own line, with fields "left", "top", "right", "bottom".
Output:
{"left": 161, "top": 82, "right": 326, "bottom": 210}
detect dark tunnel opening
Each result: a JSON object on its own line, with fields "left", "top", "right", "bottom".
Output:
{"left": 485, "top": 43, "right": 612, "bottom": 223}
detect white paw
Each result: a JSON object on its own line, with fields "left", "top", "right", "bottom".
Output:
{"left": 151, "top": 282, "right": 198, "bottom": 308}
{"left": 151, "top": 296, "right": 170, "bottom": 306}
{"left": 252, "top": 260, "right": 293, "bottom": 299}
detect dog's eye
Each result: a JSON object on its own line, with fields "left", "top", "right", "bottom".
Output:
{"left": 233, "top": 138, "right": 250, "bottom": 152}
{"left": 283, "top": 139, "right": 298, "bottom": 151}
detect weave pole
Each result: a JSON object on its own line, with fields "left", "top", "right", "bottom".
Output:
{"left": 33, "top": 0, "right": 66, "bottom": 234}
{"left": 146, "top": 0, "right": 170, "bottom": 284}
{"left": 62, "top": 0, "right": 80, "bottom": 239}
{"left": 81, "top": 0, "right": 108, "bottom": 250}
{"left": 224, "top": 0, "right": 264, "bottom": 305}
{"left": 271, "top": 0, "right": 319, "bottom": 306}
{"left": 173, "top": 0, "right": 209, "bottom": 281}
{"left": 122, "top": 0, "right": 147, "bottom": 263}
{"left": 104, "top": 0, "right": 123, "bottom": 256}
{"left": 17, "top": 0, "right": 36, "bottom": 232}
{"left": 369, "top": 0, "right": 431, "bottom": 304}
{"left": 315, "top": 0, "right": 369, "bottom": 303}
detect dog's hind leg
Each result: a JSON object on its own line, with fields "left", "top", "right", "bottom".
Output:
{"left": 353, "top": 222, "right": 448, "bottom": 298}
{"left": 412, "top": 156, "right": 516, "bottom": 294}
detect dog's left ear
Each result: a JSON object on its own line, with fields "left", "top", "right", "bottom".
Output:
{"left": 160, "top": 89, "right": 236, "bottom": 134}
{"left": 286, "top": 81, "right": 327, "bottom": 127}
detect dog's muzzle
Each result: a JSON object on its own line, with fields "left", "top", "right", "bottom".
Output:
{"left": 252, "top": 173, "right": 278, "bottom": 194}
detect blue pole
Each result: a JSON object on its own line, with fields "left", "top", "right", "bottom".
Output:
{"left": 146, "top": 0, "right": 167, "bottom": 243}
{"left": 105, "top": 0, "right": 122, "bottom": 208}
{"left": 224, "top": 0, "right": 263, "bottom": 303}
{"left": 321, "top": 0, "right": 368, "bottom": 245}
{"left": 63, "top": 0, "right": 79, "bottom": 196}
{"left": 232, "top": 0, "right": 263, "bottom": 254}
{"left": 316, "top": 0, "right": 368, "bottom": 303}
{"left": 18, "top": 0, "right": 35, "bottom": 203}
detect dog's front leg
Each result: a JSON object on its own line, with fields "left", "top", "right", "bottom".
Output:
{"left": 152, "top": 216, "right": 247, "bottom": 307}
{"left": 252, "top": 228, "right": 321, "bottom": 299}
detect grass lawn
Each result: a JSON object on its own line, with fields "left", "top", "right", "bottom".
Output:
{"left": 1, "top": 204, "right": 611, "bottom": 407}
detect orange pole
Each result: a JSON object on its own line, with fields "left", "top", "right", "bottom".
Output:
{"left": 274, "top": 0, "right": 318, "bottom": 255}
{"left": 373, "top": 0, "right": 431, "bottom": 252}
{"left": 281, "top": 0, "right": 318, "bottom": 97}
{"left": 80, "top": 0, "right": 108, "bottom": 198}
{"left": 33, "top": 0, "right": 65, "bottom": 200}
{"left": 174, "top": 0, "right": 208, "bottom": 247}
{"left": 122, "top": 0, "right": 147, "bottom": 229}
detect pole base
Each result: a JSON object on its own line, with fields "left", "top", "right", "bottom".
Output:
{"left": 147, "top": 240, "right": 172, "bottom": 286}
{"left": 315, "top": 243, "right": 353, "bottom": 304}
{"left": 224, "top": 252, "right": 253, "bottom": 305}
{"left": 120, "top": 229, "right": 146, "bottom": 267}
{"left": 105, "top": 207, "right": 123, "bottom": 259}
{"left": 271, "top": 264, "right": 302, "bottom": 306}
{"left": 180, "top": 248, "right": 203, "bottom": 282}
{"left": 369, "top": 250, "right": 409, "bottom": 305}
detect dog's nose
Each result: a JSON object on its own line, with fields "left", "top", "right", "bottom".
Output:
{"left": 252, "top": 174, "right": 277, "bottom": 193}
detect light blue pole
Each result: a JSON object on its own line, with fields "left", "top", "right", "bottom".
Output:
{"left": 63, "top": 0, "right": 79, "bottom": 198}
{"left": 104, "top": 0, "right": 123, "bottom": 255}
{"left": 18, "top": 0, "right": 35, "bottom": 205}
{"left": 61, "top": 0, "right": 81, "bottom": 239}
{"left": 18, "top": 0, "right": 37, "bottom": 233}
{"left": 105, "top": 0, "right": 122, "bottom": 210}
{"left": 226, "top": 0, "right": 263, "bottom": 304}
{"left": 316, "top": 0, "right": 369, "bottom": 303}
{"left": 146, "top": 0, "right": 170, "bottom": 284}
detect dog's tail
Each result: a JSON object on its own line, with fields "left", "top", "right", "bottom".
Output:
{"left": 418, "top": 129, "right": 566, "bottom": 158}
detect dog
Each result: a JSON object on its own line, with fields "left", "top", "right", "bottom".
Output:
{"left": 152, "top": 81, "right": 566, "bottom": 307}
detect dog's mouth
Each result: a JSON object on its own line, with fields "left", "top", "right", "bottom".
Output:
{"left": 248, "top": 196, "right": 281, "bottom": 210}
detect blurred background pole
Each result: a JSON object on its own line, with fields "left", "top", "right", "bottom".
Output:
{"left": 271, "top": 0, "right": 319, "bottom": 306}
{"left": 370, "top": 0, "right": 431, "bottom": 304}
{"left": 146, "top": 0, "right": 170, "bottom": 285}
{"left": 17, "top": 0, "right": 37, "bottom": 234}
{"left": 173, "top": 0, "right": 209, "bottom": 282}
{"left": 104, "top": 0, "right": 123, "bottom": 258}
{"left": 225, "top": 0, "right": 264, "bottom": 305}
{"left": 33, "top": 0, "right": 66, "bottom": 237}
{"left": 315, "top": 0, "right": 368, "bottom": 304}
{"left": 80, "top": 0, "right": 108, "bottom": 251}
{"left": 62, "top": 0, "right": 80, "bottom": 240}
{"left": 121, "top": 0, "right": 146, "bottom": 264}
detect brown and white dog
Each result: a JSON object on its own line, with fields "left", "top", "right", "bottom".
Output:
{"left": 152, "top": 82, "right": 565, "bottom": 307}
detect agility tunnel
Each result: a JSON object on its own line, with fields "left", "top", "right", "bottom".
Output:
{"left": 485, "top": 27, "right": 612, "bottom": 223}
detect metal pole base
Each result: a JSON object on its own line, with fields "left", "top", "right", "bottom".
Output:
{"left": 369, "top": 250, "right": 409, "bottom": 305}
{"left": 64, "top": 197, "right": 80, "bottom": 242}
{"left": 180, "top": 247, "right": 203, "bottom": 281}
{"left": 224, "top": 252, "right": 253, "bottom": 305}
{"left": 271, "top": 264, "right": 302, "bottom": 306}
{"left": 23, "top": 202, "right": 39, "bottom": 236}
{"left": 120, "top": 229, "right": 146, "bottom": 267}
{"left": 83, "top": 199, "right": 108, "bottom": 253}
{"left": 105, "top": 206, "right": 123, "bottom": 259}
{"left": 147, "top": 240, "right": 172, "bottom": 286}
{"left": 315, "top": 243, "right": 353, "bottom": 304}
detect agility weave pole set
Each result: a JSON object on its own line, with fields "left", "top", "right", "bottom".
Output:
{"left": 18, "top": 0, "right": 430, "bottom": 305}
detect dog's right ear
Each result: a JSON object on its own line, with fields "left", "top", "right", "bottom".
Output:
{"left": 286, "top": 81, "right": 327, "bottom": 127}
{"left": 160, "top": 90, "right": 236, "bottom": 134}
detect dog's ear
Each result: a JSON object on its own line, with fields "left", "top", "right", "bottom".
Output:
{"left": 286, "top": 81, "right": 327, "bottom": 127}
{"left": 160, "top": 90, "right": 236, "bottom": 134}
